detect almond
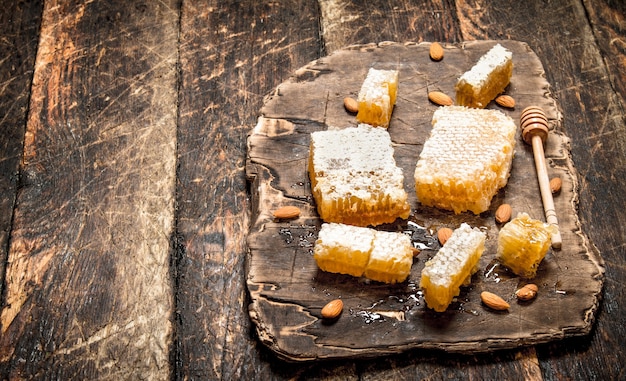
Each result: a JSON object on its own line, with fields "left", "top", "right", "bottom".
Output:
{"left": 411, "top": 246, "right": 421, "bottom": 257}
{"left": 437, "top": 227, "right": 453, "bottom": 245}
{"left": 428, "top": 91, "right": 453, "bottom": 106}
{"left": 495, "top": 203, "right": 512, "bottom": 224}
{"left": 549, "top": 177, "right": 562, "bottom": 194}
{"left": 495, "top": 94, "right": 515, "bottom": 108}
{"left": 343, "top": 97, "right": 358, "bottom": 113}
{"left": 480, "top": 291, "right": 510, "bottom": 311}
{"left": 429, "top": 42, "right": 444, "bottom": 61}
{"left": 273, "top": 206, "right": 301, "bottom": 220}
{"left": 515, "top": 284, "right": 538, "bottom": 301}
{"left": 321, "top": 299, "right": 343, "bottom": 319}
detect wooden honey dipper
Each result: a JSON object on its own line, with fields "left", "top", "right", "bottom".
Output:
{"left": 521, "top": 106, "right": 562, "bottom": 249}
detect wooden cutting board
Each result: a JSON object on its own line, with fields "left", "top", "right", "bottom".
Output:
{"left": 245, "top": 41, "right": 604, "bottom": 361}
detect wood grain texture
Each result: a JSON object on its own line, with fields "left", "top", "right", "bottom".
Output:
{"left": 174, "top": 1, "right": 321, "bottom": 379}
{"left": 583, "top": 0, "right": 626, "bottom": 108}
{"left": 457, "top": 1, "right": 626, "bottom": 380}
{"left": 246, "top": 41, "right": 603, "bottom": 361}
{"left": 0, "top": 1, "right": 179, "bottom": 379}
{"left": 355, "top": 346, "right": 543, "bottom": 380}
{"left": 0, "top": 0, "right": 42, "bottom": 301}
{"left": 0, "top": 0, "right": 622, "bottom": 379}
{"left": 319, "top": 0, "right": 462, "bottom": 55}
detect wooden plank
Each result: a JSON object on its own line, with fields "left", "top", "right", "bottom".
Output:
{"left": 246, "top": 40, "right": 603, "bottom": 361}
{"left": 456, "top": 0, "right": 626, "bottom": 380}
{"left": 582, "top": 0, "right": 626, "bottom": 107}
{"left": 174, "top": 1, "right": 322, "bottom": 379}
{"left": 319, "top": 0, "right": 462, "bottom": 54}
{"left": 358, "top": 346, "right": 543, "bottom": 380}
{"left": 0, "top": 1, "right": 179, "bottom": 379}
{"left": 0, "top": 0, "right": 42, "bottom": 300}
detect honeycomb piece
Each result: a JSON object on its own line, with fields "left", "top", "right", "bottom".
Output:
{"left": 496, "top": 212, "right": 557, "bottom": 278}
{"left": 420, "top": 223, "right": 486, "bottom": 312}
{"left": 363, "top": 230, "right": 413, "bottom": 284}
{"left": 313, "top": 223, "right": 414, "bottom": 284}
{"left": 313, "top": 222, "right": 374, "bottom": 277}
{"left": 414, "top": 106, "right": 517, "bottom": 214}
{"left": 356, "top": 68, "right": 398, "bottom": 128}
{"left": 309, "top": 124, "right": 410, "bottom": 226}
{"left": 455, "top": 44, "right": 513, "bottom": 108}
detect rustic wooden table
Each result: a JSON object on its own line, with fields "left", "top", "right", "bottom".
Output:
{"left": 0, "top": 1, "right": 624, "bottom": 380}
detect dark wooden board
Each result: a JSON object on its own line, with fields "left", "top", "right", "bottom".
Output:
{"left": 0, "top": 0, "right": 42, "bottom": 302}
{"left": 0, "top": 1, "right": 179, "bottom": 379}
{"left": 246, "top": 41, "right": 604, "bottom": 361}
{"left": 173, "top": 1, "right": 323, "bottom": 379}
{"left": 584, "top": 0, "right": 626, "bottom": 107}
{"left": 455, "top": 2, "right": 626, "bottom": 380}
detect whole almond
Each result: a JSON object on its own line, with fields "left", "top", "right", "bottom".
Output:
{"left": 321, "top": 299, "right": 343, "bottom": 319}
{"left": 437, "top": 227, "right": 453, "bottom": 245}
{"left": 495, "top": 204, "right": 512, "bottom": 223}
{"left": 428, "top": 91, "right": 453, "bottom": 106}
{"left": 429, "top": 42, "right": 444, "bottom": 61}
{"left": 549, "top": 177, "right": 562, "bottom": 194}
{"left": 515, "top": 284, "right": 538, "bottom": 301}
{"left": 273, "top": 206, "right": 301, "bottom": 220}
{"left": 495, "top": 94, "right": 516, "bottom": 108}
{"left": 481, "top": 291, "right": 510, "bottom": 311}
{"left": 344, "top": 97, "right": 359, "bottom": 113}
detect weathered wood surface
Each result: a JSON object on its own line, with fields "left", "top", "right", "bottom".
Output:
{"left": 246, "top": 40, "right": 604, "bottom": 361}
{"left": 0, "top": 0, "right": 43, "bottom": 301}
{"left": 454, "top": 3, "right": 626, "bottom": 381}
{"left": 173, "top": 1, "right": 321, "bottom": 379}
{"left": 0, "top": 0, "right": 624, "bottom": 379}
{"left": 0, "top": 1, "right": 179, "bottom": 379}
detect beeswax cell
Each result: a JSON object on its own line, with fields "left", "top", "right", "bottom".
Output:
{"left": 496, "top": 212, "right": 557, "bottom": 278}
{"left": 309, "top": 124, "right": 410, "bottom": 226}
{"left": 414, "top": 106, "right": 517, "bottom": 214}
{"left": 455, "top": 43, "right": 513, "bottom": 108}
{"left": 356, "top": 68, "right": 398, "bottom": 128}
{"left": 420, "top": 223, "right": 486, "bottom": 312}
{"left": 314, "top": 223, "right": 413, "bottom": 284}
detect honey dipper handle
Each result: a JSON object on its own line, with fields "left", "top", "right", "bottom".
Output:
{"left": 531, "top": 135, "right": 563, "bottom": 249}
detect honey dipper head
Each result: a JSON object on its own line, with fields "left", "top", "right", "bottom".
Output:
{"left": 521, "top": 106, "right": 549, "bottom": 144}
